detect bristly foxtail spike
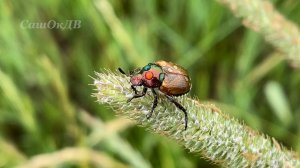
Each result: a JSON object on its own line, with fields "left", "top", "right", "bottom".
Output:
{"left": 92, "top": 70, "right": 300, "bottom": 167}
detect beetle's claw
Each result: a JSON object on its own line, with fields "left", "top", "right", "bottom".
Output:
{"left": 127, "top": 98, "right": 133, "bottom": 103}
{"left": 184, "top": 116, "right": 188, "bottom": 130}
{"left": 146, "top": 112, "right": 152, "bottom": 119}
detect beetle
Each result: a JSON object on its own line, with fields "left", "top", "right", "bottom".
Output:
{"left": 118, "top": 60, "right": 191, "bottom": 130}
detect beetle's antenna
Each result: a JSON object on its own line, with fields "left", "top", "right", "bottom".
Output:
{"left": 118, "top": 67, "right": 131, "bottom": 83}
{"left": 130, "top": 68, "right": 141, "bottom": 75}
{"left": 118, "top": 67, "right": 127, "bottom": 75}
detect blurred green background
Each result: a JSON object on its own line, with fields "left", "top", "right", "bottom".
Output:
{"left": 0, "top": 0, "right": 300, "bottom": 167}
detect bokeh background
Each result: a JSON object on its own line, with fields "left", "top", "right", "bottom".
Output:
{"left": 0, "top": 0, "right": 300, "bottom": 167}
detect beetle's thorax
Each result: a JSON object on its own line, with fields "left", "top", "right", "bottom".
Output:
{"left": 141, "top": 72, "right": 162, "bottom": 88}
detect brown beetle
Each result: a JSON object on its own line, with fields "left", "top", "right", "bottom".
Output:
{"left": 119, "top": 60, "right": 191, "bottom": 130}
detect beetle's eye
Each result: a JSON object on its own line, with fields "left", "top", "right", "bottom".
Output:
{"left": 145, "top": 71, "right": 153, "bottom": 80}
{"left": 143, "top": 64, "right": 151, "bottom": 71}
{"left": 159, "top": 73, "right": 165, "bottom": 81}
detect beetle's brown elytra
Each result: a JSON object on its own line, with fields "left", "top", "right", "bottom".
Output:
{"left": 118, "top": 60, "right": 191, "bottom": 130}
{"left": 156, "top": 60, "right": 191, "bottom": 96}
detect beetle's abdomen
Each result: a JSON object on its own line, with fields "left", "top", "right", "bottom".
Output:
{"left": 160, "top": 73, "right": 191, "bottom": 96}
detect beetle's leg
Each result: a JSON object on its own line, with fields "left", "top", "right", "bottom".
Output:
{"left": 165, "top": 95, "right": 188, "bottom": 130}
{"left": 146, "top": 89, "right": 158, "bottom": 119}
{"left": 131, "top": 85, "right": 138, "bottom": 94}
{"left": 127, "top": 87, "right": 147, "bottom": 103}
